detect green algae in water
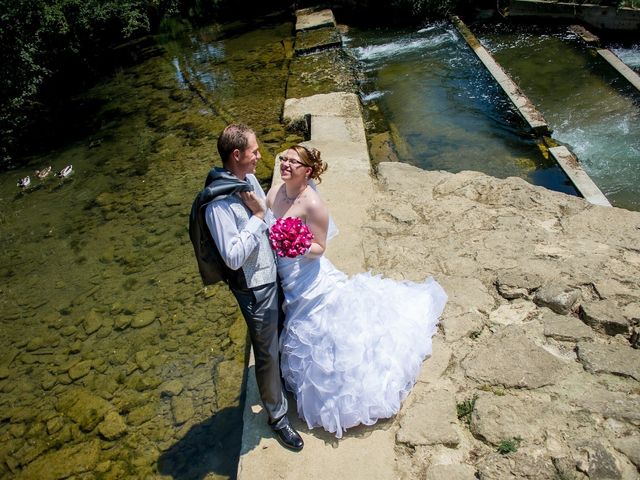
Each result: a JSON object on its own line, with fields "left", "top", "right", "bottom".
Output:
{"left": 294, "top": 26, "right": 342, "bottom": 55}
{"left": 0, "top": 18, "right": 294, "bottom": 479}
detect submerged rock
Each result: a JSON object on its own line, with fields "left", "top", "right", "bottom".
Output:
{"left": 46, "top": 416, "right": 64, "bottom": 435}
{"left": 98, "top": 411, "right": 128, "bottom": 440}
{"left": 131, "top": 310, "right": 156, "bottom": 328}
{"left": 160, "top": 379, "right": 184, "bottom": 397}
{"left": 57, "top": 389, "right": 114, "bottom": 432}
{"left": 127, "top": 404, "right": 156, "bottom": 426}
{"left": 114, "top": 315, "right": 131, "bottom": 330}
{"left": 170, "top": 396, "right": 194, "bottom": 425}
{"left": 25, "top": 337, "right": 47, "bottom": 352}
{"left": 68, "top": 360, "right": 92, "bottom": 381}
{"left": 83, "top": 310, "right": 103, "bottom": 335}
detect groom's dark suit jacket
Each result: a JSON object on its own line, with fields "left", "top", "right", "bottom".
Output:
{"left": 189, "top": 167, "right": 255, "bottom": 288}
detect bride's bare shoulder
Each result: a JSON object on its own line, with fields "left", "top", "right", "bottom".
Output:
{"left": 304, "top": 187, "right": 327, "bottom": 214}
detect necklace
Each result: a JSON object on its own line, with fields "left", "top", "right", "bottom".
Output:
{"left": 283, "top": 185, "right": 306, "bottom": 203}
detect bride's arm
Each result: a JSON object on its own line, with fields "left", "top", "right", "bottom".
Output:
{"left": 265, "top": 183, "right": 280, "bottom": 209}
{"left": 304, "top": 192, "right": 329, "bottom": 258}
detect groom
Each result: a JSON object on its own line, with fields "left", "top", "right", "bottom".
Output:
{"left": 202, "top": 124, "right": 303, "bottom": 451}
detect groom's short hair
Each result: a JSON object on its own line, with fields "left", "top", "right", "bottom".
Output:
{"left": 218, "top": 124, "right": 254, "bottom": 164}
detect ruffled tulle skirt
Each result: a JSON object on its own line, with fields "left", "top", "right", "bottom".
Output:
{"left": 278, "top": 255, "right": 447, "bottom": 438}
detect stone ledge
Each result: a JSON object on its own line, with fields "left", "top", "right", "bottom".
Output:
{"left": 295, "top": 8, "right": 336, "bottom": 32}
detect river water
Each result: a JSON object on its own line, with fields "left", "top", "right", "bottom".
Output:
{"left": 346, "top": 23, "right": 578, "bottom": 196}
{"left": 0, "top": 18, "right": 301, "bottom": 479}
{"left": 348, "top": 23, "right": 640, "bottom": 210}
{"left": 477, "top": 24, "right": 640, "bottom": 211}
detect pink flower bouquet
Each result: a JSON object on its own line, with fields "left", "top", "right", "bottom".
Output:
{"left": 269, "top": 217, "right": 314, "bottom": 258}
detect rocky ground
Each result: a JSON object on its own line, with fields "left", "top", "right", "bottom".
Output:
{"left": 367, "top": 163, "right": 640, "bottom": 479}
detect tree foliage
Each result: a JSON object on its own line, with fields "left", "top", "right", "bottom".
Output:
{"left": 0, "top": 0, "right": 182, "bottom": 165}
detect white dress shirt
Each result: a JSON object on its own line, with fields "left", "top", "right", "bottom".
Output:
{"left": 205, "top": 174, "right": 274, "bottom": 271}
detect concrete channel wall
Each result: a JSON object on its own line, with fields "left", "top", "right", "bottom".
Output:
{"left": 597, "top": 49, "right": 640, "bottom": 92}
{"left": 509, "top": 0, "right": 640, "bottom": 32}
{"left": 452, "top": 15, "right": 611, "bottom": 207}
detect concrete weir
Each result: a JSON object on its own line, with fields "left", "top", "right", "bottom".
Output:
{"left": 236, "top": 94, "right": 393, "bottom": 480}
{"left": 597, "top": 49, "right": 640, "bottom": 93}
{"left": 548, "top": 146, "right": 611, "bottom": 207}
{"left": 452, "top": 15, "right": 611, "bottom": 207}
{"left": 294, "top": 8, "right": 342, "bottom": 55}
{"left": 451, "top": 16, "right": 550, "bottom": 136}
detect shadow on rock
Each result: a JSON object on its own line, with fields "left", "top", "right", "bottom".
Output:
{"left": 157, "top": 405, "right": 243, "bottom": 480}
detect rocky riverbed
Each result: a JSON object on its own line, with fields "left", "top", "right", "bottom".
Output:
{"left": 369, "top": 163, "right": 640, "bottom": 479}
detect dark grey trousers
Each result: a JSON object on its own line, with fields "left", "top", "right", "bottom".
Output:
{"left": 231, "top": 281, "right": 288, "bottom": 424}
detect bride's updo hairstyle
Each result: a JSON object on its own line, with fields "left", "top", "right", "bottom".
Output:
{"left": 291, "top": 145, "right": 328, "bottom": 183}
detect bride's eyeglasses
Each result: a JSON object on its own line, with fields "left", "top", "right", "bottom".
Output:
{"left": 279, "top": 156, "right": 308, "bottom": 167}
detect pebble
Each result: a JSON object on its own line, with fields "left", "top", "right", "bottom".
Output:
{"left": 98, "top": 411, "right": 128, "bottom": 440}
{"left": 26, "top": 337, "right": 46, "bottom": 352}
{"left": 68, "top": 360, "right": 92, "bottom": 380}
{"left": 171, "top": 396, "right": 195, "bottom": 426}
{"left": 41, "top": 374, "right": 57, "bottom": 391}
{"left": 60, "top": 326, "right": 78, "bottom": 337}
{"left": 84, "top": 310, "right": 103, "bottom": 335}
{"left": 131, "top": 311, "right": 157, "bottom": 328}
{"left": 46, "top": 416, "right": 64, "bottom": 435}
{"left": 114, "top": 315, "right": 131, "bottom": 330}
{"left": 160, "top": 379, "right": 184, "bottom": 397}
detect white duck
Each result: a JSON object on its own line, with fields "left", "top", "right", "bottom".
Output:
{"left": 57, "top": 165, "right": 73, "bottom": 178}
{"left": 35, "top": 166, "right": 52, "bottom": 179}
{"left": 17, "top": 176, "right": 31, "bottom": 188}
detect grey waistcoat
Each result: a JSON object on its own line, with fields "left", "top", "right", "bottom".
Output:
{"left": 223, "top": 196, "right": 277, "bottom": 289}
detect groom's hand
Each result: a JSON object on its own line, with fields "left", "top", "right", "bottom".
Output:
{"left": 239, "top": 191, "right": 266, "bottom": 220}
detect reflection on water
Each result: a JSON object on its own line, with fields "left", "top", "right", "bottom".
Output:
{"left": 478, "top": 24, "right": 640, "bottom": 211}
{"left": 347, "top": 23, "right": 577, "bottom": 196}
{"left": 0, "top": 20, "right": 298, "bottom": 479}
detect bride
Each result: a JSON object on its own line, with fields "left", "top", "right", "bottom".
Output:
{"left": 266, "top": 145, "right": 447, "bottom": 438}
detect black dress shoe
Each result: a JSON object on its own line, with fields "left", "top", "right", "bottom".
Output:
{"left": 272, "top": 423, "right": 304, "bottom": 451}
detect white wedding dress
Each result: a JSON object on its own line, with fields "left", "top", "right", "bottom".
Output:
{"left": 277, "top": 248, "right": 447, "bottom": 438}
